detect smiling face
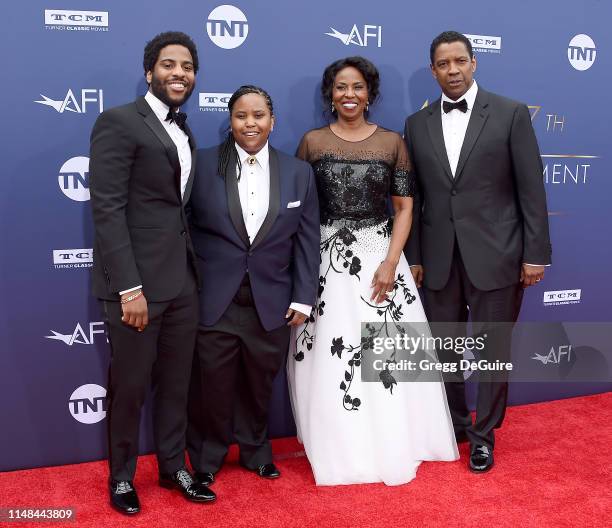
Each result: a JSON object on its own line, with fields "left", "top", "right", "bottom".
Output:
{"left": 332, "top": 66, "right": 369, "bottom": 122}
{"left": 430, "top": 41, "right": 476, "bottom": 100}
{"left": 146, "top": 44, "right": 195, "bottom": 109}
{"left": 230, "top": 93, "right": 275, "bottom": 155}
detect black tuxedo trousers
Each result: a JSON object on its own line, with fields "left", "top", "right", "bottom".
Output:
{"left": 423, "top": 243, "right": 523, "bottom": 448}
{"left": 187, "top": 275, "right": 290, "bottom": 473}
{"left": 103, "top": 268, "right": 198, "bottom": 481}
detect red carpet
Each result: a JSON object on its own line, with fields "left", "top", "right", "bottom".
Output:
{"left": 1, "top": 393, "right": 611, "bottom": 527}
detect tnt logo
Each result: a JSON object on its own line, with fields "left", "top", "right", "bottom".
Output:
{"left": 325, "top": 24, "right": 383, "bottom": 47}
{"left": 58, "top": 156, "right": 90, "bottom": 202}
{"left": 206, "top": 5, "right": 248, "bottom": 49}
{"left": 35, "top": 89, "right": 104, "bottom": 114}
{"left": 68, "top": 384, "right": 107, "bottom": 424}
{"left": 568, "top": 34, "right": 596, "bottom": 71}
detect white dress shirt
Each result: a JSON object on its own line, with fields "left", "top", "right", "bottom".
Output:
{"left": 441, "top": 79, "right": 479, "bottom": 177}
{"left": 120, "top": 91, "right": 192, "bottom": 295}
{"left": 235, "top": 142, "right": 312, "bottom": 317}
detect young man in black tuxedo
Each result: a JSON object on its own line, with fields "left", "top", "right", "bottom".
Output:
{"left": 404, "top": 31, "right": 551, "bottom": 473}
{"left": 90, "top": 31, "right": 215, "bottom": 514}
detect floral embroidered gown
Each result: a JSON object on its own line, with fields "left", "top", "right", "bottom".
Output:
{"left": 287, "top": 126, "right": 458, "bottom": 485}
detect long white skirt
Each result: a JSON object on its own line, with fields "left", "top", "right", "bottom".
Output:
{"left": 287, "top": 220, "right": 459, "bottom": 486}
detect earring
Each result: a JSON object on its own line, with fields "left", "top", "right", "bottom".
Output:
{"left": 331, "top": 102, "right": 336, "bottom": 113}
{"left": 366, "top": 102, "right": 369, "bottom": 112}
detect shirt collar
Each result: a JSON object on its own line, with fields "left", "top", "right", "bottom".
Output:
{"left": 145, "top": 90, "right": 175, "bottom": 123}
{"left": 441, "top": 79, "right": 478, "bottom": 111}
{"left": 235, "top": 141, "right": 270, "bottom": 171}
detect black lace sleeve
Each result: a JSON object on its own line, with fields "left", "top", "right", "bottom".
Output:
{"left": 391, "top": 134, "right": 416, "bottom": 198}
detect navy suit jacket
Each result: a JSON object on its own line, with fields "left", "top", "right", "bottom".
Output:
{"left": 189, "top": 145, "right": 320, "bottom": 331}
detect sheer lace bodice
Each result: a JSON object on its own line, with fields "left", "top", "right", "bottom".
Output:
{"left": 296, "top": 126, "right": 415, "bottom": 228}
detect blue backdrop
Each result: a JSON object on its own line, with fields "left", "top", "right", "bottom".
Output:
{"left": 1, "top": 0, "right": 610, "bottom": 472}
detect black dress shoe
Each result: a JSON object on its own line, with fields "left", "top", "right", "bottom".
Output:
{"left": 469, "top": 444, "right": 494, "bottom": 473}
{"left": 159, "top": 468, "right": 216, "bottom": 502}
{"left": 109, "top": 480, "right": 140, "bottom": 515}
{"left": 194, "top": 471, "right": 215, "bottom": 486}
{"left": 254, "top": 463, "right": 281, "bottom": 479}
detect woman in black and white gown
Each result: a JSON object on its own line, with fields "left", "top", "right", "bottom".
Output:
{"left": 287, "top": 57, "right": 458, "bottom": 486}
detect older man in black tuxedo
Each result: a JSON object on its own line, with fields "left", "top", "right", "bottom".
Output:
{"left": 404, "top": 31, "right": 551, "bottom": 473}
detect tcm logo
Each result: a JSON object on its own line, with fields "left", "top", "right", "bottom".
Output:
{"left": 532, "top": 345, "right": 573, "bottom": 365}
{"left": 45, "top": 321, "right": 106, "bottom": 346}
{"left": 58, "top": 156, "right": 90, "bottom": 202}
{"left": 464, "top": 34, "right": 501, "bottom": 53}
{"left": 199, "top": 92, "right": 232, "bottom": 112}
{"left": 568, "top": 34, "right": 596, "bottom": 71}
{"left": 53, "top": 249, "right": 93, "bottom": 269}
{"left": 44, "top": 10, "right": 109, "bottom": 31}
{"left": 325, "top": 24, "right": 382, "bottom": 47}
{"left": 35, "top": 89, "right": 104, "bottom": 114}
{"left": 206, "top": 5, "right": 248, "bottom": 49}
{"left": 543, "top": 289, "right": 582, "bottom": 306}
{"left": 68, "top": 384, "right": 107, "bottom": 424}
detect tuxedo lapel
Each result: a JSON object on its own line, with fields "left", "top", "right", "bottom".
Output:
{"left": 251, "top": 147, "right": 280, "bottom": 250}
{"left": 137, "top": 97, "right": 182, "bottom": 198}
{"left": 426, "top": 100, "right": 453, "bottom": 182}
{"left": 225, "top": 149, "right": 250, "bottom": 248}
{"left": 454, "top": 89, "right": 490, "bottom": 183}
{"left": 182, "top": 123, "right": 196, "bottom": 204}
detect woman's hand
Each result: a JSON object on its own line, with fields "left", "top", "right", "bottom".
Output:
{"left": 370, "top": 260, "right": 397, "bottom": 304}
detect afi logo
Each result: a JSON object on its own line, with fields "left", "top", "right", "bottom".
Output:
{"left": 68, "top": 384, "right": 107, "bottom": 424}
{"left": 568, "top": 34, "right": 596, "bottom": 71}
{"left": 45, "top": 321, "right": 106, "bottom": 346}
{"left": 58, "top": 156, "right": 90, "bottom": 202}
{"left": 199, "top": 92, "right": 232, "bottom": 112}
{"left": 35, "top": 89, "right": 104, "bottom": 114}
{"left": 206, "top": 5, "right": 248, "bottom": 49}
{"left": 325, "top": 24, "right": 382, "bottom": 47}
{"left": 532, "top": 345, "right": 573, "bottom": 365}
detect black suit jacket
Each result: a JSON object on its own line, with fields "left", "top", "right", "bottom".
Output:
{"left": 404, "top": 87, "right": 552, "bottom": 291}
{"left": 189, "top": 146, "right": 320, "bottom": 331}
{"left": 89, "top": 96, "right": 197, "bottom": 301}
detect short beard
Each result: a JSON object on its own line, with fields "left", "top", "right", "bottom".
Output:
{"left": 149, "top": 74, "right": 194, "bottom": 110}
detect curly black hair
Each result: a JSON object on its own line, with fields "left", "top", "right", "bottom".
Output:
{"left": 217, "top": 85, "right": 275, "bottom": 179}
{"left": 321, "top": 56, "right": 380, "bottom": 114}
{"left": 143, "top": 31, "right": 199, "bottom": 75}
{"left": 429, "top": 31, "right": 473, "bottom": 64}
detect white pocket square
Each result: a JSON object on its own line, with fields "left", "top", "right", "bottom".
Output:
{"left": 287, "top": 200, "right": 301, "bottom": 208}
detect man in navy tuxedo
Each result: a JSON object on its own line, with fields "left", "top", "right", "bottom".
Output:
{"left": 187, "top": 86, "right": 320, "bottom": 485}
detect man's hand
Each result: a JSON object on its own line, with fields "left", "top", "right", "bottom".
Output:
{"left": 520, "top": 264, "right": 545, "bottom": 288}
{"left": 410, "top": 265, "right": 424, "bottom": 288}
{"left": 121, "top": 290, "right": 148, "bottom": 332}
{"left": 286, "top": 308, "right": 307, "bottom": 327}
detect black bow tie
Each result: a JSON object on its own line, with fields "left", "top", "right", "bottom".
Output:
{"left": 166, "top": 110, "right": 188, "bottom": 130}
{"left": 443, "top": 99, "right": 468, "bottom": 114}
